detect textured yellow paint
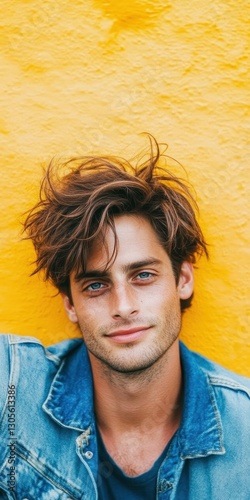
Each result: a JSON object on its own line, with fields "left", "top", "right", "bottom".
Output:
{"left": 1, "top": 0, "right": 249, "bottom": 375}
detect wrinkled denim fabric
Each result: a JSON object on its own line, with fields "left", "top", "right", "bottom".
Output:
{"left": 0, "top": 334, "right": 249, "bottom": 499}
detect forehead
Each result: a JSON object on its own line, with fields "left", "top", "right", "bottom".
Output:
{"left": 86, "top": 214, "right": 168, "bottom": 271}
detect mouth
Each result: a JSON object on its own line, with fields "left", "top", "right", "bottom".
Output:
{"left": 107, "top": 326, "right": 151, "bottom": 344}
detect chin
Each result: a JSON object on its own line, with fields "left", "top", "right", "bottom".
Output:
{"left": 97, "top": 351, "right": 166, "bottom": 375}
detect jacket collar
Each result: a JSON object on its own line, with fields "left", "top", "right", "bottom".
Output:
{"left": 179, "top": 342, "right": 225, "bottom": 458}
{"left": 43, "top": 340, "right": 94, "bottom": 431}
{"left": 43, "top": 340, "right": 225, "bottom": 457}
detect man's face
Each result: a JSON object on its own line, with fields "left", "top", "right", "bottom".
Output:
{"left": 63, "top": 215, "right": 193, "bottom": 374}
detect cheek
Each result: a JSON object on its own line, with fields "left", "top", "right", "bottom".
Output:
{"left": 72, "top": 294, "right": 92, "bottom": 315}
{"left": 74, "top": 300, "right": 106, "bottom": 328}
{"left": 144, "top": 283, "right": 179, "bottom": 306}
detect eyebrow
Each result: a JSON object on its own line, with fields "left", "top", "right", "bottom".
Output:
{"left": 75, "top": 259, "right": 162, "bottom": 282}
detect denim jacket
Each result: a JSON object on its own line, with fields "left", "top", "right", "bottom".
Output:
{"left": 0, "top": 333, "right": 250, "bottom": 499}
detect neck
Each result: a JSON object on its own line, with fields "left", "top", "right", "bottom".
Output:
{"left": 89, "top": 340, "right": 182, "bottom": 435}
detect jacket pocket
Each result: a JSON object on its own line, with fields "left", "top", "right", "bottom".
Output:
{"left": 0, "top": 442, "right": 88, "bottom": 500}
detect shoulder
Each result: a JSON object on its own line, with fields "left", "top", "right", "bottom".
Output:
{"left": 0, "top": 333, "right": 83, "bottom": 401}
{"left": 180, "top": 341, "right": 250, "bottom": 393}
{"left": 180, "top": 341, "right": 250, "bottom": 473}
{"left": 180, "top": 341, "right": 250, "bottom": 422}
{"left": 180, "top": 341, "right": 250, "bottom": 440}
{"left": 0, "top": 333, "right": 82, "bottom": 358}
{"left": 191, "top": 348, "right": 250, "bottom": 395}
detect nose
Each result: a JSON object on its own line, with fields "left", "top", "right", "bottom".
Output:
{"left": 111, "top": 283, "right": 138, "bottom": 320}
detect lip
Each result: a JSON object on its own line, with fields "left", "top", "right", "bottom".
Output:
{"left": 107, "top": 326, "right": 151, "bottom": 344}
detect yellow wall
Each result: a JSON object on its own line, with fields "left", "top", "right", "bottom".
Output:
{"left": 1, "top": 0, "right": 249, "bottom": 375}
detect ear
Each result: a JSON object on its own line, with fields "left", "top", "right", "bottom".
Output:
{"left": 61, "top": 294, "right": 78, "bottom": 323}
{"left": 177, "top": 261, "right": 194, "bottom": 300}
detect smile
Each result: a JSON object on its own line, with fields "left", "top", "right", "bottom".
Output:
{"left": 107, "top": 326, "right": 151, "bottom": 344}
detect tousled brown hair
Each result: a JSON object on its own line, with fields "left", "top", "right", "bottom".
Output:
{"left": 23, "top": 137, "right": 208, "bottom": 309}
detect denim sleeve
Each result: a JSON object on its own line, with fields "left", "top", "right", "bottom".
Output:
{"left": 0, "top": 334, "right": 11, "bottom": 423}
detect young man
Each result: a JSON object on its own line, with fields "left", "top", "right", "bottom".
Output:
{"left": 0, "top": 139, "right": 249, "bottom": 499}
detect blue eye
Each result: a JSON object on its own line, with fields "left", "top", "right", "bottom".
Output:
{"left": 137, "top": 272, "right": 152, "bottom": 279}
{"left": 87, "top": 282, "right": 104, "bottom": 291}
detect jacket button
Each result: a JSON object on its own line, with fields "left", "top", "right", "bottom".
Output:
{"left": 158, "top": 479, "right": 173, "bottom": 492}
{"left": 85, "top": 450, "right": 93, "bottom": 459}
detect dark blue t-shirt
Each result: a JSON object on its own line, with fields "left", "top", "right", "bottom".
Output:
{"left": 97, "top": 428, "right": 169, "bottom": 499}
